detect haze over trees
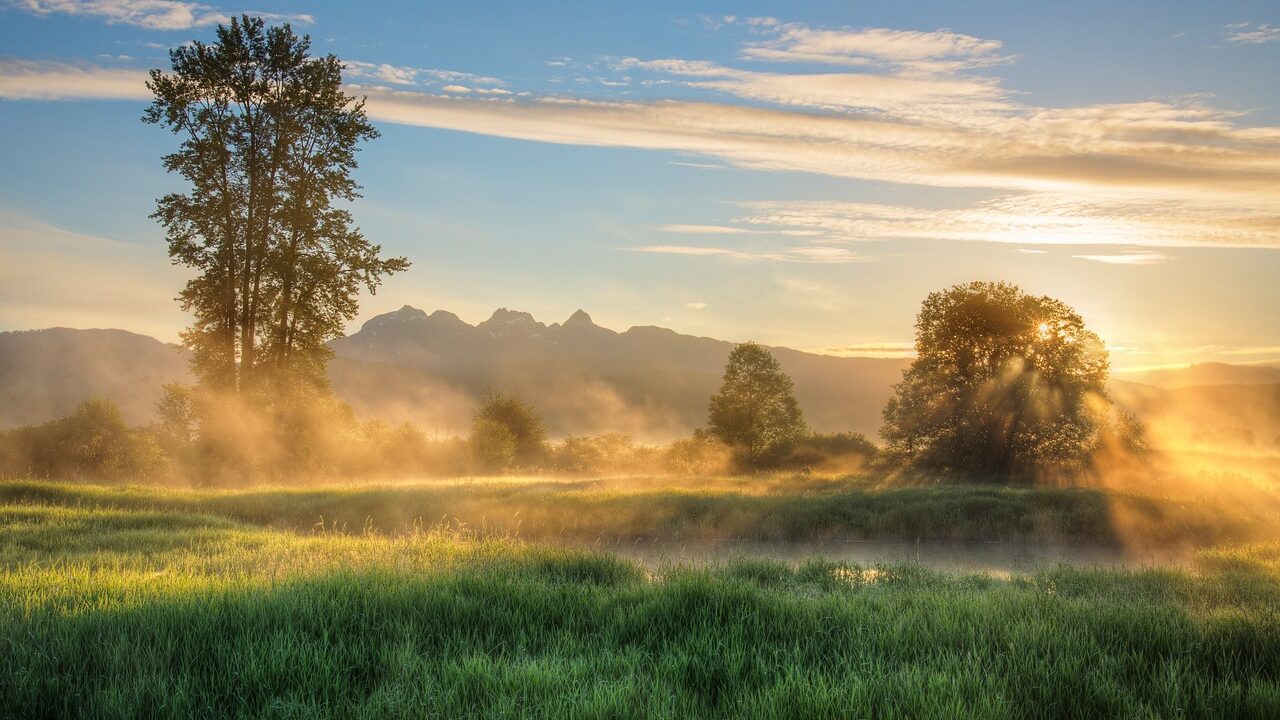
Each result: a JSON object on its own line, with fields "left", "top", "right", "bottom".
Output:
{"left": 0, "top": 399, "right": 164, "bottom": 481}
{"left": 708, "top": 342, "right": 806, "bottom": 468}
{"left": 881, "top": 281, "right": 1141, "bottom": 479}
{"left": 144, "top": 15, "right": 407, "bottom": 398}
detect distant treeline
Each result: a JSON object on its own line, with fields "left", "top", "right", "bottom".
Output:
{"left": 0, "top": 391, "right": 876, "bottom": 485}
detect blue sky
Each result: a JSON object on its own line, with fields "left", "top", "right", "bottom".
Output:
{"left": 1, "top": 0, "right": 1278, "bottom": 371}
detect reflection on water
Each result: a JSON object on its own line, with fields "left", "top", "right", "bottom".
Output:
{"left": 582, "top": 538, "right": 1194, "bottom": 577}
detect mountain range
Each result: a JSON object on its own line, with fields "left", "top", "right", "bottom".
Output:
{"left": 330, "top": 306, "right": 909, "bottom": 439}
{"left": 0, "top": 307, "right": 908, "bottom": 439}
{"left": 2, "top": 306, "right": 1277, "bottom": 446}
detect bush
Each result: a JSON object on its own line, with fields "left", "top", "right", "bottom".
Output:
{"left": 361, "top": 422, "right": 468, "bottom": 477}
{"left": 663, "top": 432, "right": 733, "bottom": 475}
{"left": 469, "top": 418, "right": 517, "bottom": 473}
{"left": 550, "top": 433, "right": 659, "bottom": 475}
{"left": 473, "top": 392, "right": 546, "bottom": 466}
{"left": 0, "top": 399, "right": 166, "bottom": 481}
{"left": 782, "top": 432, "right": 878, "bottom": 473}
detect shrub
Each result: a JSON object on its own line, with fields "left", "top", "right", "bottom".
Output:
{"left": 0, "top": 399, "right": 166, "bottom": 481}
{"left": 469, "top": 418, "right": 517, "bottom": 473}
{"left": 473, "top": 392, "right": 547, "bottom": 465}
{"left": 551, "top": 433, "right": 659, "bottom": 475}
{"left": 783, "top": 432, "right": 878, "bottom": 473}
{"left": 664, "top": 432, "right": 733, "bottom": 475}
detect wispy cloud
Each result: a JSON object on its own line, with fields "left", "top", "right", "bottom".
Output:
{"left": 0, "top": 57, "right": 510, "bottom": 102}
{"left": 625, "top": 244, "right": 864, "bottom": 263}
{"left": 343, "top": 61, "right": 506, "bottom": 89}
{"left": 667, "top": 160, "right": 724, "bottom": 170}
{"left": 1072, "top": 251, "right": 1176, "bottom": 265}
{"left": 4, "top": 18, "right": 1279, "bottom": 251}
{"left": 1224, "top": 22, "right": 1280, "bottom": 44}
{"left": 654, "top": 224, "right": 754, "bottom": 234}
{"left": 0, "top": 59, "right": 149, "bottom": 100}
{"left": 12, "top": 0, "right": 313, "bottom": 31}
{"left": 684, "top": 301, "right": 707, "bottom": 310}
{"left": 342, "top": 61, "right": 419, "bottom": 86}
{"left": 808, "top": 341, "right": 916, "bottom": 359}
{"left": 1110, "top": 343, "right": 1280, "bottom": 371}
{"left": 737, "top": 20, "right": 1013, "bottom": 72}
{"left": 730, "top": 193, "right": 1279, "bottom": 249}
{"left": 1217, "top": 345, "right": 1280, "bottom": 356}
{"left": 351, "top": 90, "right": 1279, "bottom": 209}
{"left": 617, "top": 56, "right": 1010, "bottom": 119}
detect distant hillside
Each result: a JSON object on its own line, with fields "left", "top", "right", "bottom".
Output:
{"left": 1130, "top": 362, "right": 1280, "bottom": 390}
{"left": 8, "top": 314, "right": 1275, "bottom": 446}
{"left": 328, "top": 306, "right": 910, "bottom": 439}
{"left": 0, "top": 328, "right": 189, "bottom": 427}
{"left": 1, "top": 309, "right": 910, "bottom": 439}
{"left": 1112, "top": 379, "right": 1280, "bottom": 451}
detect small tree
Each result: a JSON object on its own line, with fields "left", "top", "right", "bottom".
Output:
{"left": 881, "top": 281, "right": 1137, "bottom": 479}
{"left": 469, "top": 418, "right": 517, "bottom": 473}
{"left": 708, "top": 342, "right": 806, "bottom": 468}
{"left": 471, "top": 392, "right": 546, "bottom": 467}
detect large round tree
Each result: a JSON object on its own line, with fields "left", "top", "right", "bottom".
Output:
{"left": 881, "top": 281, "right": 1132, "bottom": 479}
{"left": 708, "top": 342, "right": 806, "bottom": 468}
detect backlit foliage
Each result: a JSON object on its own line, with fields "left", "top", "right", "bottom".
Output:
{"left": 881, "top": 281, "right": 1138, "bottom": 479}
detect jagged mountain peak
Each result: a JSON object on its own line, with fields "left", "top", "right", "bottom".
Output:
{"left": 564, "top": 309, "right": 594, "bottom": 327}
{"left": 393, "top": 304, "right": 428, "bottom": 318}
{"left": 477, "top": 308, "right": 548, "bottom": 340}
{"left": 361, "top": 305, "right": 428, "bottom": 330}
{"left": 482, "top": 308, "right": 540, "bottom": 326}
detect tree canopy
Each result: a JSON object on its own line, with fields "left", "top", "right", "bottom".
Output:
{"left": 708, "top": 342, "right": 806, "bottom": 467}
{"left": 471, "top": 392, "right": 547, "bottom": 469}
{"left": 881, "top": 281, "right": 1134, "bottom": 479}
{"left": 144, "top": 15, "right": 408, "bottom": 398}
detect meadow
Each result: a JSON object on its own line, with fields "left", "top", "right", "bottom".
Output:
{"left": 3, "top": 476, "right": 1280, "bottom": 718}
{"left": 3, "top": 471, "right": 1277, "bottom": 549}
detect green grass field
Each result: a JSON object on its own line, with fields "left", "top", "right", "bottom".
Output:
{"left": 2, "top": 472, "right": 1276, "bottom": 548}
{"left": 3, "top": 478, "right": 1280, "bottom": 718}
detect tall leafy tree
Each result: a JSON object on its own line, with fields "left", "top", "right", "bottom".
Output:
{"left": 881, "top": 281, "right": 1137, "bottom": 479}
{"left": 144, "top": 15, "right": 408, "bottom": 396}
{"left": 708, "top": 342, "right": 806, "bottom": 467}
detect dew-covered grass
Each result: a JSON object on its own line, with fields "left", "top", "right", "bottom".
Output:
{"left": 3, "top": 485, "right": 1280, "bottom": 718}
